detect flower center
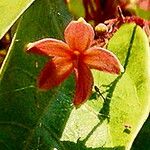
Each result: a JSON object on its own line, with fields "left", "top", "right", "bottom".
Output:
{"left": 74, "top": 50, "right": 80, "bottom": 56}
{"left": 72, "top": 50, "right": 81, "bottom": 68}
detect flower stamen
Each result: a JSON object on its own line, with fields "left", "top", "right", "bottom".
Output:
{"left": 74, "top": 50, "right": 80, "bottom": 56}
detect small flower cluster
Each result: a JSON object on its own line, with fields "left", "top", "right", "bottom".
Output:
{"left": 94, "top": 6, "right": 150, "bottom": 47}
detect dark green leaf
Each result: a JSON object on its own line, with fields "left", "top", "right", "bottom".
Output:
{"left": 131, "top": 116, "right": 150, "bottom": 150}
{"left": 0, "top": 0, "right": 73, "bottom": 149}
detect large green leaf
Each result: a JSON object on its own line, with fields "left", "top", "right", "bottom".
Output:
{"left": 0, "top": 0, "right": 35, "bottom": 39}
{"left": 0, "top": 0, "right": 74, "bottom": 149}
{"left": 60, "top": 24, "right": 150, "bottom": 149}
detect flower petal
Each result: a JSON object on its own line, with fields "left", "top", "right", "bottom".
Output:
{"left": 83, "top": 47, "right": 124, "bottom": 74}
{"left": 26, "top": 38, "right": 73, "bottom": 58}
{"left": 73, "top": 62, "right": 93, "bottom": 107}
{"left": 64, "top": 18, "right": 94, "bottom": 52}
{"left": 37, "top": 57, "right": 73, "bottom": 90}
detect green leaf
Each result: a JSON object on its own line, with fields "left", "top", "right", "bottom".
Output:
{"left": 0, "top": 0, "right": 35, "bottom": 39}
{"left": 60, "top": 24, "right": 150, "bottom": 149}
{"left": 135, "top": 7, "right": 150, "bottom": 20}
{"left": 0, "top": 0, "right": 74, "bottom": 149}
{"left": 67, "top": 0, "right": 85, "bottom": 18}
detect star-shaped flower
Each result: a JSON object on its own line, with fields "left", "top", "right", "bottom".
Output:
{"left": 26, "top": 18, "right": 123, "bottom": 107}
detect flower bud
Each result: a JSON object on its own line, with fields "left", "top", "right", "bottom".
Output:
{"left": 95, "top": 23, "right": 108, "bottom": 35}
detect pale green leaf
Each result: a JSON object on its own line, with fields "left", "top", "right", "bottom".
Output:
{"left": 0, "top": 0, "right": 35, "bottom": 39}
{"left": 61, "top": 24, "right": 150, "bottom": 150}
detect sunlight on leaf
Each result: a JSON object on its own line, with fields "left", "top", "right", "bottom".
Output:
{"left": 61, "top": 24, "right": 150, "bottom": 150}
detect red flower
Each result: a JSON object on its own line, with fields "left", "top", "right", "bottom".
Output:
{"left": 26, "top": 18, "right": 123, "bottom": 107}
